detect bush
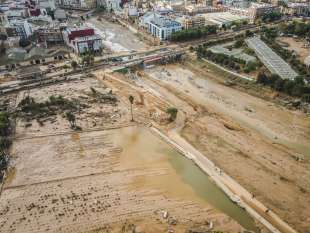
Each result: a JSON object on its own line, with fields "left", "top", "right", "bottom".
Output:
{"left": 234, "top": 39, "right": 244, "bottom": 48}
{"left": 243, "top": 61, "right": 258, "bottom": 73}
{"left": 17, "top": 95, "right": 79, "bottom": 120}
{"left": 0, "top": 112, "right": 10, "bottom": 137}
{"left": 166, "top": 107, "right": 178, "bottom": 122}
{"left": 257, "top": 71, "right": 269, "bottom": 85}
{"left": 0, "top": 111, "right": 11, "bottom": 177}
{"left": 71, "top": 60, "right": 78, "bottom": 69}
{"left": 274, "top": 78, "right": 284, "bottom": 91}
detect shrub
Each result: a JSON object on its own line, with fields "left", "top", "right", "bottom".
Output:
{"left": 166, "top": 107, "right": 178, "bottom": 122}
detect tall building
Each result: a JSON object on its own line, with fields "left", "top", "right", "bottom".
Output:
{"left": 249, "top": 2, "right": 280, "bottom": 19}
{"left": 146, "top": 14, "right": 182, "bottom": 41}
{"left": 6, "top": 20, "right": 33, "bottom": 39}
{"left": 282, "top": 3, "right": 310, "bottom": 16}
{"left": 176, "top": 15, "right": 206, "bottom": 29}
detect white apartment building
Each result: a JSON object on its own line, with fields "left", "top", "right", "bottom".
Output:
{"left": 146, "top": 13, "right": 182, "bottom": 40}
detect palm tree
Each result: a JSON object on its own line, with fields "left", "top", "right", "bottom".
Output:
{"left": 129, "top": 95, "right": 134, "bottom": 122}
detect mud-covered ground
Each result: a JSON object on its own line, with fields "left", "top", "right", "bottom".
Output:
{"left": 0, "top": 74, "right": 248, "bottom": 233}
{"left": 142, "top": 63, "right": 310, "bottom": 233}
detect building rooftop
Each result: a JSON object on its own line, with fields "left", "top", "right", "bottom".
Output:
{"left": 201, "top": 12, "right": 248, "bottom": 26}
{"left": 246, "top": 36, "right": 298, "bottom": 80}
{"left": 73, "top": 34, "right": 102, "bottom": 42}
{"left": 65, "top": 26, "right": 94, "bottom": 33}
{"left": 287, "top": 2, "right": 309, "bottom": 8}
{"left": 250, "top": 2, "right": 275, "bottom": 9}
{"left": 150, "top": 13, "right": 181, "bottom": 28}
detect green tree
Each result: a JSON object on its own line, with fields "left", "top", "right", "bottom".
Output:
{"left": 243, "top": 61, "right": 257, "bottom": 73}
{"left": 171, "top": 25, "right": 217, "bottom": 42}
{"left": 274, "top": 78, "right": 284, "bottom": 91}
{"left": 0, "top": 112, "right": 10, "bottom": 136}
{"left": 0, "top": 41, "right": 6, "bottom": 55}
{"left": 81, "top": 53, "right": 94, "bottom": 66}
{"left": 256, "top": 71, "right": 268, "bottom": 85}
{"left": 0, "top": 137, "right": 11, "bottom": 155}
{"left": 283, "top": 80, "right": 295, "bottom": 95}
{"left": 245, "top": 30, "right": 254, "bottom": 37}
{"left": 166, "top": 107, "right": 178, "bottom": 122}
{"left": 129, "top": 95, "right": 134, "bottom": 122}
{"left": 234, "top": 39, "right": 244, "bottom": 48}
{"left": 71, "top": 60, "right": 78, "bottom": 70}
{"left": 294, "top": 76, "right": 305, "bottom": 86}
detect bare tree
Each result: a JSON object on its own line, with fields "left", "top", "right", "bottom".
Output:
{"left": 65, "top": 112, "right": 76, "bottom": 128}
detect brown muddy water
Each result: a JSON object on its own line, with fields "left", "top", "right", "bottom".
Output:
{"left": 111, "top": 126, "right": 259, "bottom": 232}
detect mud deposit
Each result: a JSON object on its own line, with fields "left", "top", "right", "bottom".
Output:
{"left": 0, "top": 127, "right": 258, "bottom": 232}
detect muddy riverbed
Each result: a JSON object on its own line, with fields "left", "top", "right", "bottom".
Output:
{"left": 141, "top": 64, "right": 310, "bottom": 232}
{"left": 1, "top": 126, "right": 259, "bottom": 232}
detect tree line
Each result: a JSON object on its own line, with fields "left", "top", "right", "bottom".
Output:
{"left": 279, "top": 21, "right": 310, "bottom": 39}
{"left": 257, "top": 71, "right": 310, "bottom": 102}
{"left": 0, "top": 111, "right": 12, "bottom": 182}
{"left": 170, "top": 25, "right": 217, "bottom": 42}
{"left": 196, "top": 46, "right": 259, "bottom": 73}
{"left": 261, "top": 11, "right": 282, "bottom": 23}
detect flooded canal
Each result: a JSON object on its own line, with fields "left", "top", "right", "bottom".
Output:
{"left": 112, "top": 126, "right": 259, "bottom": 232}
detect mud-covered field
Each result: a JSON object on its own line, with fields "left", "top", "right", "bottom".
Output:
{"left": 1, "top": 127, "right": 245, "bottom": 233}
{"left": 142, "top": 63, "right": 310, "bottom": 233}
{"left": 0, "top": 74, "right": 249, "bottom": 233}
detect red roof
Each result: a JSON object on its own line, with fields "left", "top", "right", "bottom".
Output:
{"left": 68, "top": 28, "right": 95, "bottom": 41}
